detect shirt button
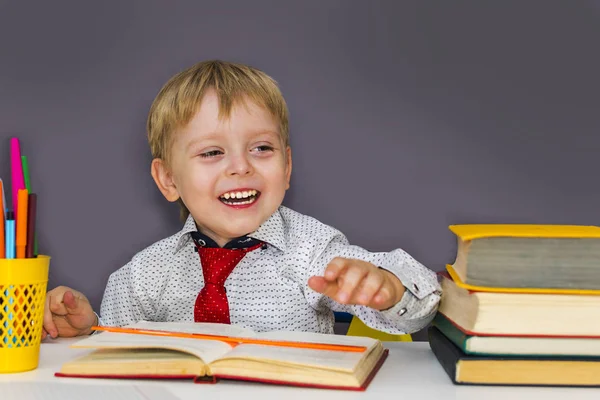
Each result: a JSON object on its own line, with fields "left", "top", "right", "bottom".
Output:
{"left": 398, "top": 308, "right": 407, "bottom": 316}
{"left": 413, "top": 283, "right": 419, "bottom": 292}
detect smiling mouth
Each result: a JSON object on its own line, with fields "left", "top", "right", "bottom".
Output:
{"left": 219, "top": 189, "right": 261, "bottom": 206}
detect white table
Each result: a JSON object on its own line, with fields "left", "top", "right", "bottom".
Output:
{"left": 1, "top": 338, "right": 598, "bottom": 399}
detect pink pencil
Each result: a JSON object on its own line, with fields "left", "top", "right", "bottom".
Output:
{"left": 10, "top": 138, "right": 25, "bottom": 220}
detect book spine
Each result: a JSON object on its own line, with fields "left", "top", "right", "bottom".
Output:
{"left": 427, "top": 327, "right": 462, "bottom": 384}
{"left": 432, "top": 314, "right": 470, "bottom": 353}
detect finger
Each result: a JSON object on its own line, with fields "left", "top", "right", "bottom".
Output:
{"left": 352, "top": 270, "right": 385, "bottom": 306}
{"left": 63, "top": 290, "right": 80, "bottom": 313}
{"left": 323, "top": 258, "right": 349, "bottom": 281}
{"left": 307, "top": 276, "right": 340, "bottom": 297}
{"left": 42, "top": 327, "right": 47, "bottom": 340}
{"left": 371, "top": 282, "right": 394, "bottom": 308}
{"left": 336, "top": 265, "right": 369, "bottom": 304}
{"left": 49, "top": 293, "right": 69, "bottom": 316}
{"left": 371, "top": 270, "right": 405, "bottom": 309}
{"left": 308, "top": 276, "right": 327, "bottom": 293}
{"left": 43, "top": 294, "right": 59, "bottom": 338}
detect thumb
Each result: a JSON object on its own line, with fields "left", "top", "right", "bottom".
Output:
{"left": 308, "top": 276, "right": 340, "bottom": 298}
{"left": 62, "top": 291, "right": 80, "bottom": 314}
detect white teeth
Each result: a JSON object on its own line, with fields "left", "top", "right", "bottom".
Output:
{"left": 221, "top": 198, "right": 256, "bottom": 206}
{"left": 220, "top": 190, "right": 259, "bottom": 201}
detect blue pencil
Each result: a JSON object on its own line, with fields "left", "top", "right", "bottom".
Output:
{"left": 5, "top": 211, "right": 14, "bottom": 259}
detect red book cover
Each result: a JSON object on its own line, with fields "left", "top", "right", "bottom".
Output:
{"left": 55, "top": 349, "right": 389, "bottom": 391}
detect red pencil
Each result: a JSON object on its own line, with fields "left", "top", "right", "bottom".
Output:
{"left": 26, "top": 193, "right": 37, "bottom": 258}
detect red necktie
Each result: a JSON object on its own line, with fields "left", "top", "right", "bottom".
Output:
{"left": 194, "top": 242, "right": 263, "bottom": 324}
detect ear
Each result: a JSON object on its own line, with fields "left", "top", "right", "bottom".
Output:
{"left": 151, "top": 158, "right": 180, "bottom": 202}
{"left": 284, "top": 146, "right": 292, "bottom": 190}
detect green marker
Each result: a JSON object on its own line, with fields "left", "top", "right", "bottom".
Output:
{"left": 21, "top": 156, "right": 31, "bottom": 191}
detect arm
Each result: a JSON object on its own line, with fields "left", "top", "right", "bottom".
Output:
{"left": 42, "top": 260, "right": 155, "bottom": 338}
{"left": 306, "top": 235, "right": 442, "bottom": 335}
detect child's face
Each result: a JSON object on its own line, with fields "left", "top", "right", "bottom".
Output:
{"left": 153, "top": 89, "right": 291, "bottom": 247}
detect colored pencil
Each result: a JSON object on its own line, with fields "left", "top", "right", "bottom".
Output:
{"left": 26, "top": 194, "right": 37, "bottom": 258}
{"left": 10, "top": 138, "right": 25, "bottom": 221}
{"left": 21, "top": 156, "right": 31, "bottom": 192}
{"left": 5, "top": 211, "right": 14, "bottom": 259}
{"left": 91, "top": 326, "right": 367, "bottom": 353}
{"left": 16, "top": 189, "right": 28, "bottom": 259}
{"left": 0, "top": 180, "right": 4, "bottom": 258}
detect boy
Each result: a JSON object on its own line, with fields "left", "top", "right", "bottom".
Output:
{"left": 43, "top": 60, "right": 441, "bottom": 339}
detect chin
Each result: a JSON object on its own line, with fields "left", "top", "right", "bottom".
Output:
{"left": 224, "top": 220, "right": 262, "bottom": 237}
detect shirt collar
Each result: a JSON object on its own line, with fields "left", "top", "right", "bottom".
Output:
{"left": 173, "top": 215, "right": 199, "bottom": 254}
{"left": 248, "top": 209, "right": 287, "bottom": 252}
{"left": 190, "top": 231, "right": 263, "bottom": 249}
{"left": 173, "top": 208, "right": 287, "bottom": 254}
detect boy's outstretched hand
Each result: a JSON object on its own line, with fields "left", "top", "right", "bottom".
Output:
{"left": 42, "top": 286, "right": 98, "bottom": 339}
{"left": 308, "top": 257, "right": 406, "bottom": 311}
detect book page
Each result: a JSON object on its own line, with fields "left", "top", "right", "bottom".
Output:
{"left": 259, "top": 330, "right": 378, "bottom": 348}
{"left": 212, "top": 343, "right": 375, "bottom": 372}
{"left": 71, "top": 331, "right": 233, "bottom": 365}
{"left": 128, "top": 320, "right": 257, "bottom": 337}
{"left": 212, "top": 331, "right": 380, "bottom": 372}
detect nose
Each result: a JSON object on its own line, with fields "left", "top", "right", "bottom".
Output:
{"left": 226, "top": 152, "right": 253, "bottom": 176}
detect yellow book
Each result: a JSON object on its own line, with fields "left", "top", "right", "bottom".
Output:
{"left": 449, "top": 224, "right": 600, "bottom": 240}
{"left": 448, "top": 224, "right": 600, "bottom": 293}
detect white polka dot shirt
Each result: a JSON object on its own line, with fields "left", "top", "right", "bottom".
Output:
{"left": 99, "top": 206, "right": 441, "bottom": 334}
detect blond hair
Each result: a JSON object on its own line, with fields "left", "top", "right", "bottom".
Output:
{"left": 147, "top": 60, "right": 290, "bottom": 221}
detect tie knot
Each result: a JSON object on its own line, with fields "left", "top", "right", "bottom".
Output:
{"left": 198, "top": 247, "right": 247, "bottom": 285}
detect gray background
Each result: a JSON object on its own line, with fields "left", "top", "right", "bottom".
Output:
{"left": 1, "top": 1, "right": 599, "bottom": 340}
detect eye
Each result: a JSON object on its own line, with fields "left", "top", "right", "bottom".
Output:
{"left": 252, "top": 145, "right": 274, "bottom": 153}
{"left": 199, "top": 150, "right": 224, "bottom": 158}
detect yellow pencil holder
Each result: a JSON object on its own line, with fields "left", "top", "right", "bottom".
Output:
{"left": 0, "top": 256, "right": 50, "bottom": 373}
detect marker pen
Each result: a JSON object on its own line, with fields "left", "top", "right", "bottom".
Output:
{"left": 5, "top": 211, "right": 14, "bottom": 259}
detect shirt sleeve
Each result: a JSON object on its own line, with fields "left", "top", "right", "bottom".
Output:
{"left": 99, "top": 260, "right": 156, "bottom": 327}
{"left": 304, "top": 233, "right": 442, "bottom": 335}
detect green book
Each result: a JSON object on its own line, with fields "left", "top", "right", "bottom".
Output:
{"left": 428, "top": 326, "right": 600, "bottom": 387}
{"left": 432, "top": 313, "right": 600, "bottom": 358}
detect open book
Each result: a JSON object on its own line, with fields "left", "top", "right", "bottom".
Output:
{"left": 55, "top": 321, "right": 388, "bottom": 391}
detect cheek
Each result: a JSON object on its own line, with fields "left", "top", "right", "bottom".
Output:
{"left": 177, "top": 165, "right": 217, "bottom": 197}
{"left": 271, "top": 170, "right": 290, "bottom": 193}
{"left": 262, "top": 164, "right": 286, "bottom": 183}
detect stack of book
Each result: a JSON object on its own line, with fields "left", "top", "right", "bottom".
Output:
{"left": 429, "top": 224, "right": 600, "bottom": 387}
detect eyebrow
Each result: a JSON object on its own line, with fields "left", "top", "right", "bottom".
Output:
{"left": 184, "top": 134, "right": 220, "bottom": 152}
{"left": 250, "top": 130, "right": 280, "bottom": 140}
